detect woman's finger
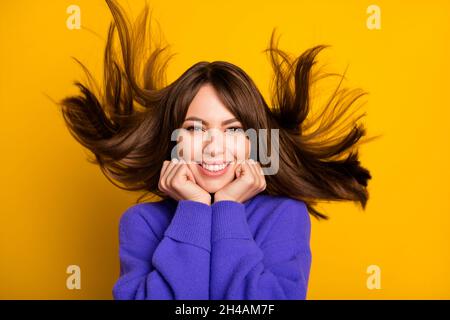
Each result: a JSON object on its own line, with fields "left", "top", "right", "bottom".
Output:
{"left": 172, "top": 159, "right": 194, "bottom": 185}
{"left": 240, "top": 159, "right": 256, "bottom": 185}
{"left": 247, "top": 159, "right": 260, "bottom": 186}
{"left": 254, "top": 161, "right": 266, "bottom": 190}
{"left": 159, "top": 159, "right": 176, "bottom": 190}
{"left": 165, "top": 158, "right": 181, "bottom": 187}
{"left": 184, "top": 162, "right": 197, "bottom": 184}
{"left": 160, "top": 160, "right": 171, "bottom": 179}
{"left": 235, "top": 163, "right": 243, "bottom": 178}
{"left": 249, "top": 159, "right": 265, "bottom": 190}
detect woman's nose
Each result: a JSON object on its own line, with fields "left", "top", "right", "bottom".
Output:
{"left": 203, "top": 129, "right": 226, "bottom": 159}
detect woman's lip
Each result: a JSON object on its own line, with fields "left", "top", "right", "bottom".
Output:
{"left": 197, "top": 162, "right": 231, "bottom": 177}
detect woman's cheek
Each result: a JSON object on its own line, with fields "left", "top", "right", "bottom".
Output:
{"left": 225, "top": 134, "right": 250, "bottom": 162}
{"left": 177, "top": 133, "right": 203, "bottom": 164}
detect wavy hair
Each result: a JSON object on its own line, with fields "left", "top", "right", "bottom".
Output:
{"left": 59, "top": 0, "right": 379, "bottom": 219}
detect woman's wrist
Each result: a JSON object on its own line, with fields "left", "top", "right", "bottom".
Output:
{"left": 214, "top": 192, "right": 239, "bottom": 203}
{"left": 189, "top": 195, "right": 211, "bottom": 206}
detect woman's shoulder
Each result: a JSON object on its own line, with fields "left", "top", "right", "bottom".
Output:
{"left": 250, "top": 193, "right": 308, "bottom": 213}
{"left": 247, "top": 193, "right": 310, "bottom": 226}
{"left": 119, "top": 198, "right": 176, "bottom": 239}
{"left": 247, "top": 193, "right": 311, "bottom": 247}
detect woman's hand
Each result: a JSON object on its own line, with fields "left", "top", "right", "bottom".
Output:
{"left": 214, "top": 159, "right": 266, "bottom": 204}
{"left": 158, "top": 158, "right": 211, "bottom": 205}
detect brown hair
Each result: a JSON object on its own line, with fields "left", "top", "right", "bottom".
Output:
{"left": 59, "top": 0, "right": 379, "bottom": 219}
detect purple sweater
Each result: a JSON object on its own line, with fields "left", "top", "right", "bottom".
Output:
{"left": 112, "top": 193, "right": 312, "bottom": 300}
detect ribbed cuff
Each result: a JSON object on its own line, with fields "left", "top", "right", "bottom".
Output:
{"left": 164, "top": 200, "right": 212, "bottom": 252}
{"left": 211, "top": 200, "right": 253, "bottom": 243}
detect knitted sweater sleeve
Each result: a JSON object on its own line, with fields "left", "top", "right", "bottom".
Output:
{"left": 209, "top": 199, "right": 312, "bottom": 300}
{"left": 112, "top": 200, "right": 212, "bottom": 300}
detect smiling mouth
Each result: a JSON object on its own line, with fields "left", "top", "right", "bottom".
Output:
{"left": 201, "top": 162, "right": 231, "bottom": 171}
{"left": 197, "top": 161, "right": 232, "bottom": 177}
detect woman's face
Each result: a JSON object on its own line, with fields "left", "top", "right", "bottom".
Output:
{"left": 177, "top": 83, "right": 251, "bottom": 194}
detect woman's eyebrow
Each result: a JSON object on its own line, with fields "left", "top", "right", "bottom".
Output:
{"left": 184, "top": 116, "right": 240, "bottom": 126}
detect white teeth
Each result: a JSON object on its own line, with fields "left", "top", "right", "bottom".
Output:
{"left": 201, "top": 162, "right": 229, "bottom": 172}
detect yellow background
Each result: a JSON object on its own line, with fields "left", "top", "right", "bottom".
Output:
{"left": 1, "top": 0, "right": 449, "bottom": 299}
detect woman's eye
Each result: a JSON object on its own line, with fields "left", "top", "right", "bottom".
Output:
{"left": 186, "top": 126, "right": 203, "bottom": 132}
{"left": 225, "top": 127, "right": 244, "bottom": 134}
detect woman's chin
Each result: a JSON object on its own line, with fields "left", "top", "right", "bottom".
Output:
{"left": 198, "top": 182, "right": 225, "bottom": 194}
{"left": 191, "top": 164, "right": 236, "bottom": 194}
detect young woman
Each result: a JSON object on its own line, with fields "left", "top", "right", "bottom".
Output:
{"left": 59, "top": 0, "right": 375, "bottom": 300}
